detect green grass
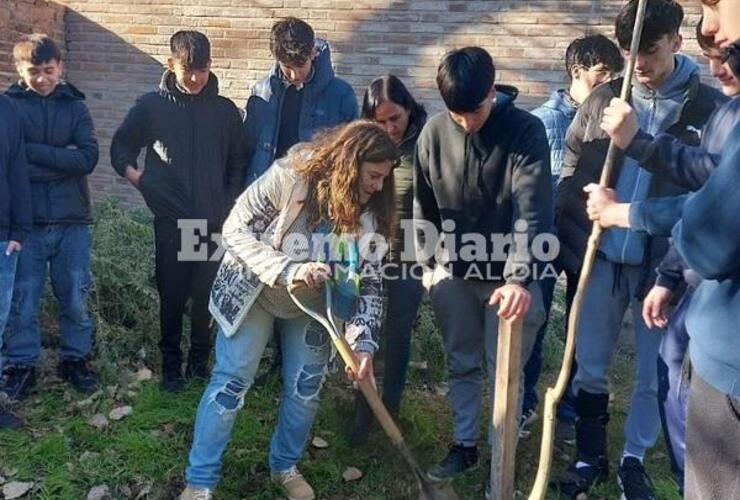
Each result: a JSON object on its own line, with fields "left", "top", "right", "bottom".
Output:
{"left": 0, "top": 202, "right": 681, "bottom": 499}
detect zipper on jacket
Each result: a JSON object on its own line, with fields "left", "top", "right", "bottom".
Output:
{"left": 271, "top": 85, "right": 287, "bottom": 161}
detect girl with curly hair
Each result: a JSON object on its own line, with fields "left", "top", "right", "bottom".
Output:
{"left": 181, "top": 121, "right": 397, "bottom": 500}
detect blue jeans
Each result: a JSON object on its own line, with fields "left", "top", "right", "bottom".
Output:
{"left": 4, "top": 225, "right": 93, "bottom": 366}
{"left": 0, "top": 244, "right": 20, "bottom": 372}
{"left": 658, "top": 289, "right": 692, "bottom": 493}
{"left": 186, "top": 301, "right": 331, "bottom": 489}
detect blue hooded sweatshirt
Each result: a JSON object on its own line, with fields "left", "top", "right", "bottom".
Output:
{"left": 601, "top": 55, "right": 699, "bottom": 265}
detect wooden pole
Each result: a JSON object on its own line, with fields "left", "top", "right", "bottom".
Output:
{"left": 528, "top": 1, "right": 649, "bottom": 498}
{"left": 490, "top": 317, "right": 524, "bottom": 500}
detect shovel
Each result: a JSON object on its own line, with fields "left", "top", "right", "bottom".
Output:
{"left": 288, "top": 283, "right": 460, "bottom": 500}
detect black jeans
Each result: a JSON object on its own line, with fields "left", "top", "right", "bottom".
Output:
{"left": 154, "top": 217, "right": 220, "bottom": 373}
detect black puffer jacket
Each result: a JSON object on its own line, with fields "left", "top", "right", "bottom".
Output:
{"left": 111, "top": 71, "right": 249, "bottom": 226}
{"left": 0, "top": 95, "right": 31, "bottom": 243}
{"left": 5, "top": 81, "right": 99, "bottom": 225}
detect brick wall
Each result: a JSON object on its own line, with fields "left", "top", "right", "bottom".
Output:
{"left": 24, "top": 1, "right": 710, "bottom": 208}
{"left": 0, "top": 0, "right": 66, "bottom": 90}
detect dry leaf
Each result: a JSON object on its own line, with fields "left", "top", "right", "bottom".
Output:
{"left": 409, "top": 360, "right": 428, "bottom": 370}
{"left": 109, "top": 406, "right": 133, "bottom": 421}
{"left": 3, "top": 481, "right": 34, "bottom": 499}
{"left": 135, "top": 368, "right": 153, "bottom": 382}
{"left": 88, "top": 414, "right": 109, "bottom": 430}
{"left": 311, "top": 436, "right": 329, "bottom": 449}
{"left": 87, "top": 485, "right": 110, "bottom": 500}
{"left": 342, "top": 467, "right": 363, "bottom": 482}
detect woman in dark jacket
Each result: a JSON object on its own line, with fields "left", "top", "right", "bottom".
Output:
{"left": 347, "top": 74, "right": 427, "bottom": 444}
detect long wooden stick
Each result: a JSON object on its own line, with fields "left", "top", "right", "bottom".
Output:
{"left": 490, "top": 317, "right": 524, "bottom": 500}
{"left": 527, "top": 1, "right": 649, "bottom": 498}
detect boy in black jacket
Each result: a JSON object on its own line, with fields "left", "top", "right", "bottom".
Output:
{"left": 111, "top": 31, "right": 249, "bottom": 392}
{"left": 0, "top": 94, "right": 31, "bottom": 428}
{"left": 414, "top": 47, "right": 552, "bottom": 495}
{"left": 2, "top": 35, "right": 99, "bottom": 400}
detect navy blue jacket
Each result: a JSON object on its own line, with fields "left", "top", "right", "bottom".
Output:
{"left": 626, "top": 97, "right": 740, "bottom": 291}
{"left": 111, "top": 72, "right": 249, "bottom": 227}
{"left": 5, "top": 81, "right": 98, "bottom": 225}
{"left": 629, "top": 121, "right": 740, "bottom": 398}
{"left": 0, "top": 95, "right": 31, "bottom": 243}
{"left": 243, "top": 39, "right": 358, "bottom": 185}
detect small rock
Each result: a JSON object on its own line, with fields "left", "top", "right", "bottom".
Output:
{"left": 87, "top": 485, "right": 110, "bottom": 500}
{"left": 0, "top": 474, "right": 5, "bottom": 484}
{"left": 106, "top": 385, "right": 119, "bottom": 398}
{"left": 575, "top": 493, "right": 588, "bottom": 500}
{"left": 408, "top": 360, "right": 428, "bottom": 370}
{"left": 3, "top": 481, "right": 34, "bottom": 499}
{"left": 120, "top": 485, "right": 132, "bottom": 497}
{"left": 136, "top": 347, "right": 147, "bottom": 360}
{"left": 342, "top": 467, "right": 363, "bottom": 482}
{"left": 135, "top": 368, "right": 153, "bottom": 382}
{"left": 311, "top": 436, "right": 329, "bottom": 449}
{"left": 88, "top": 413, "right": 109, "bottom": 430}
{"left": 434, "top": 382, "right": 449, "bottom": 397}
{"left": 109, "top": 406, "right": 133, "bottom": 421}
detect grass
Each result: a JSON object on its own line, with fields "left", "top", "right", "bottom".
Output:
{"left": 0, "top": 201, "right": 681, "bottom": 499}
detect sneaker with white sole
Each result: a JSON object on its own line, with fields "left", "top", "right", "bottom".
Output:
{"left": 272, "top": 466, "right": 315, "bottom": 500}
{"left": 179, "top": 486, "right": 213, "bottom": 500}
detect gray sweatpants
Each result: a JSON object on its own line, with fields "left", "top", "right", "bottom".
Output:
{"left": 430, "top": 277, "right": 545, "bottom": 447}
{"left": 572, "top": 257, "right": 662, "bottom": 458}
{"left": 685, "top": 371, "right": 740, "bottom": 499}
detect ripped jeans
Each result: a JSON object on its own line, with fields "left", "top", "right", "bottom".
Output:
{"left": 185, "top": 301, "right": 331, "bottom": 489}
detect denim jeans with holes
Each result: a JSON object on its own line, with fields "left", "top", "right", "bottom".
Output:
{"left": 4, "top": 225, "right": 93, "bottom": 366}
{"left": 186, "top": 301, "right": 331, "bottom": 489}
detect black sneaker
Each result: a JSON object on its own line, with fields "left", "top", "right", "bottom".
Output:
{"left": 58, "top": 359, "right": 100, "bottom": 395}
{"left": 162, "top": 369, "right": 185, "bottom": 393}
{"left": 426, "top": 443, "right": 480, "bottom": 482}
{"left": 555, "top": 418, "right": 576, "bottom": 446}
{"left": 0, "top": 407, "right": 23, "bottom": 429}
{"left": 0, "top": 365, "right": 36, "bottom": 401}
{"left": 518, "top": 408, "right": 537, "bottom": 439}
{"left": 554, "top": 460, "right": 608, "bottom": 498}
{"left": 618, "top": 457, "right": 657, "bottom": 500}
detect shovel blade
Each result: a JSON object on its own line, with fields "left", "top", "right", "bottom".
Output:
{"left": 417, "top": 475, "right": 460, "bottom": 500}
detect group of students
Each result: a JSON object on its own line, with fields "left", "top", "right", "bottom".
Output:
{"left": 0, "top": 1, "right": 738, "bottom": 499}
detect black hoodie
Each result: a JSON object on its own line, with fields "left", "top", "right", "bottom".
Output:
{"left": 111, "top": 71, "right": 249, "bottom": 226}
{"left": 413, "top": 85, "right": 553, "bottom": 285}
{"left": 5, "top": 81, "right": 98, "bottom": 225}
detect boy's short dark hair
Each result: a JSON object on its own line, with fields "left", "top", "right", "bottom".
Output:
{"left": 270, "top": 17, "right": 315, "bottom": 66}
{"left": 436, "top": 47, "right": 495, "bottom": 114}
{"left": 170, "top": 30, "right": 211, "bottom": 69}
{"left": 615, "top": 0, "right": 684, "bottom": 52}
{"left": 13, "top": 34, "right": 62, "bottom": 65}
{"left": 565, "top": 34, "right": 624, "bottom": 79}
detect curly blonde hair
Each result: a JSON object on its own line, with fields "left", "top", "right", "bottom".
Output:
{"left": 291, "top": 121, "right": 398, "bottom": 238}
